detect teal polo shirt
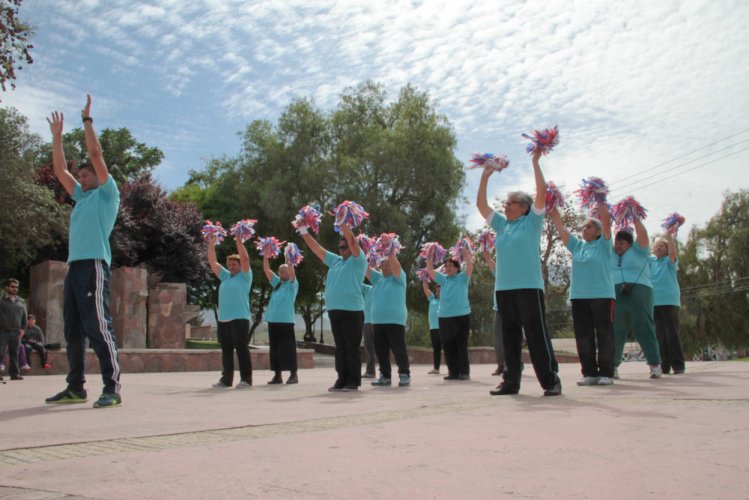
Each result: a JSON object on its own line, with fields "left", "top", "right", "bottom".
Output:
{"left": 567, "top": 235, "right": 615, "bottom": 300}
{"left": 217, "top": 267, "right": 252, "bottom": 321}
{"left": 68, "top": 176, "right": 120, "bottom": 265}
{"left": 490, "top": 208, "right": 544, "bottom": 291}
{"left": 649, "top": 256, "right": 681, "bottom": 306}
{"left": 265, "top": 274, "right": 299, "bottom": 324}
{"left": 611, "top": 242, "right": 652, "bottom": 288}
{"left": 427, "top": 292, "right": 440, "bottom": 330}
{"left": 369, "top": 270, "right": 407, "bottom": 326}
{"left": 434, "top": 271, "right": 471, "bottom": 318}
{"left": 324, "top": 251, "right": 367, "bottom": 311}
{"left": 362, "top": 284, "right": 373, "bottom": 324}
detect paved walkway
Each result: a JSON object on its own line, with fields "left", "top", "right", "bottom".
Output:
{"left": 1, "top": 360, "right": 747, "bottom": 499}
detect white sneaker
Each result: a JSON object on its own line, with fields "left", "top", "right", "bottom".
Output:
{"left": 613, "top": 368, "right": 620, "bottom": 380}
{"left": 0, "top": 364, "right": 5, "bottom": 373}
{"left": 576, "top": 376, "right": 599, "bottom": 386}
{"left": 427, "top": 368, "right": 439, "bottom": 375}
{"left": 235, "top": 381, "right": 252, "bottom": 389}
{"left": 21, "top": 364, "right": 31, "bottom": 372}
{"left": 649, "top": 365, "right": 662, "bottom": 379}
{"left": 597, "top": 377, "right": 614, "bottom": 385}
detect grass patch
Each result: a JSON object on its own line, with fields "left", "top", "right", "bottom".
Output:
{"left": 186, "top": 339, "right": 220, "bottom": 349}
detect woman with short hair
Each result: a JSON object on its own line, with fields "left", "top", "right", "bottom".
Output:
{"left": 263, "top": 252, "right": 300, "bottom": 384}
{"left": 649, "top": 233, "right": 685, "bottom": 374}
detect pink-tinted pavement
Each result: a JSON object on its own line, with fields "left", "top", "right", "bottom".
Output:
{"left": 1, "top": 359, "right": 747, "bottom": 499}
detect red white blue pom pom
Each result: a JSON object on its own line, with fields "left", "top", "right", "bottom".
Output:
{"left": 544, "top": 181, "right": 565, "bottom": 214}
{"left": 522, "top": 126, "right": 559, "bottom": 156}
{"left": 450, "top": 236, "right": 475, "bottom": 262}
{"left": 367, "top": 252, "right": 382, "bottom": 268}
{"left": 661, "top": 212, "right": 685, "bottom": 235}
{"left": 292, "top": 204, "right": 322, "bottom": 234}
{"left": 333, "top": 201, "right": 369, "bottom": 231}
{"left": 201, "top": 220, "right": 227, "bottom": 245}
{"left": 575, "top": 177, "right": 609, "bottom": 212}
{"left": 357, "top": 234, "right": 376, "bottom": 255}
{"left": 612, "top": 196, "right": 647, "bottom": 226}
{"left": 417, "top": 268, "right": 431, "bottom": 283}
{"left": 376, "top": 232, "right": 402, "bottom": 257}
{"left": 467, "top": 153, "right": 510, "bottom": 172}
{"left": 230, "top": 219, "right": 257, "bottom": 243}
{"left": 255, "top": 236, "right": 285, "bottom": 259}
{"left": 284, "top": 242, "right": 303, "bottom": 267}
{"left": 420, "top": 242, "right": 447, "bottom": 266}
{"left": 477, "top": 229, "right": 496, "bottom": 253}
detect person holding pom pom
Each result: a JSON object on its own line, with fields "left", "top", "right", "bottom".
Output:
{"left": 263, "top": 250, "right": 300, "bottom": 385}
{"left": 206, "top": 231, "right": 253, "bottom": 389}
{"left": 477, "top": 149, "right": 561, "bottom": 397}
{"left": 550, "top": 201, "right": 616, "bottom": 386}
{"left": 295, "top": 219, "right": 367, "bottom": 392}
{"left": 421, "top": 281, "right": 442, "bottom": 375}
{"left": 611, "top": 214, "right": 662, "bottom": 379}
{"left": 367, "top": 240, "right": 410, "bottom": 388}
{"left": 649, "top": 232, "right": 685, "bottom": 375}
{"left": 426, "top": 249, "right": 473, "bottom": 381}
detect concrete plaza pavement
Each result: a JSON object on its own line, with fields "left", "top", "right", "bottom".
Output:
{"left": 1, "top": 359, "right": 747, "bottom": 499}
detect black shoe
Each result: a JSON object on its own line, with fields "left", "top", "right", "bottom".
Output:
{"left": 457, "top": 374, "right": 470, "bottom": 381}
{"left": 362, "top": 372, "right": 376, "bottom": 379}
{"left": 443, "top": 375, "right": 458, "bottom": 380}
{"left": 267, "top": 376, "right": 283, "bottom": 385}
{"left": 673, "top": 369, "right": 685, "bottom": 375}
{"left": 543, "top": 380, "right": 562, "bottom": 397}
{"left": 341, "top": 384, "right": 359, "bottom": 392}
{"left": 490, "top": 383, "right": 519, "bottom": 396}
{"left": 286, "top": 374, "right": 298, "bottom": 384}
{"left": 10, "top": 375, "right": 23, "bottom": 381}
{"left": 328, "top": 380, "right": 346, "bottom": 392}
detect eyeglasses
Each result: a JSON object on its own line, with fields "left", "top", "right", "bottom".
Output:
{"left": 338, "top": 246, "right": 349, "bottom": 251}
{"left": 503, "top": 200, "right": 521, "bottom": 206}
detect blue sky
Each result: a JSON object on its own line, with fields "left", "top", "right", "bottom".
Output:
{"left": 4, "top": 0, "right": 748, "bottom": 237}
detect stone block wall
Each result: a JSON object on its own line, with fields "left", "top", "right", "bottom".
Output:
{"left": 28, "top": 261, "right": 68, "bottom": 347}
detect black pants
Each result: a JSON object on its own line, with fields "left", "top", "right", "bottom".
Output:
{"left": 328, "top": 310, "right": 364, "bottom": 387}
{"left": 23, "top": 340, "right": 47, "bottom": 367}
{"left": 363, "top": 323, "right": 376, "bottom": 375}
{"left": 218, "top": 319, "right": 252, "bottom": 385}
{"left": 438, "top": 314, "right": 470, "bottom": 377}
{"left": 571, "top": 298, "right": 615, "bottom": 378}
{"left": 429, "top": 329, "right": 442, "bottom": 370}
{"left": 0, "top": 331, "right": 20, "bottom": 376}
{"left": 497, "top": 289, "right": 559, "bottom": 390}
{"left": 64, "top": 260, "right": 120, "bottom": 394}
{"left": 268, "top": 322, "right": 297, "bottom": 372}
{"left": 373, "top": 324, "right": 410, "bottom": 378}
{"left": 654, "top": 306, "right": 685, "bottom": 373}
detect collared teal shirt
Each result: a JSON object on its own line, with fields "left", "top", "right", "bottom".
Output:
{"left": 649, "top": 256, "right": 680, "bottom": 306}
{"left": 490, "top": 208, "right": 544, "bottom": 291}
{"left": 369, "top": 269, "right": 407, "bottom": 326}
{"left": 362, "top": 284, "right": 373, "bottom": 324}
{"left": 69, "top": 176, "right": 120, "bottom": 265}
{"left": 324, "top": 250, "right": 367, "bottom": 311}
{"left": 266, "top": 274, "right": 299, "bottom": 324}
{"left": 567, "top": 235, "right": 616, "bottom": 300}
{"left": 611, "top": 242, "right": 652, "bottom": 288}
{"left": 426, "top": 292, "right": 440, "bottom": 330}
{"left": 218, "top": 267, "right": 252, "bottom": 321}
{"left": 434, "top": 271, "right": 471, "bottom": 318}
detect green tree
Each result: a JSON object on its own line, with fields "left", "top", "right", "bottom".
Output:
{"left": 0, "top": 0, "right": 34, "bottom": 96}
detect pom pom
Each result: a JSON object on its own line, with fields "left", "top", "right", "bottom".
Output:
{"left": 284, "top": 242, "right": 303, "bottom": 267}
{"left": 420, "top": 242, "right": 447, "bottom": 266}
{"left": 201, "top": 220, "right": 227, "bottom": 245}
{"left": 375, "top": 232, "right": 403, "bottom": 258}
{"left": 255, "top": 236, "right": 285, "bottom": 259}
{"left": 230, "top": 219, "right": 257, "bottom": 243}
{"left": 450, "top": 236, "right": 475, "bottom": 263}
{"left": 476, "top": 229, "right": 496, "bottom": 253}
{"left": 661, "top": 212, "right": 686, "bottom": 236}
{"left": 612, "top": 196, "right": 648, "bottom": 226}
{"left": 357, "top": 234, "right": 376, "bottom": 255}
{"left": 292, "top": 204, "right": 323, "bottom": 234}
{"left": 467, "top": 153, "right": 509, "bottom": 172}
{"left": 333, "top": 201, "right": 369, "bottom": 231}
{"left": 575, "top": 177, "right": 610, "bottom": 213}
{"left": 367, "top": 252, "right": 382, "bottom": 268}
{"left": 522, "top": 125, "right": 559, "bottom": 156}
{"left": 417, "top": 268, "right": 431, "bottom": 283}
{"left": 544, "top": 181, "right": 565, "bottom": 214}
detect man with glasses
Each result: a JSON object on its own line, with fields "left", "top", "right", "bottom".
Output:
{"left": 0, "top": 278, "right": 27, "bottom": 381}
{"left": 296, "top": 221, "right": 367, "bottom": 392}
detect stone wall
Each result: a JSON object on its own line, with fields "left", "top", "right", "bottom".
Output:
{"left": 110, "top": 267, "right": 148, "bottom": 348}
{"left": 28, "top": 261, "right": 68, "bottom": 347}
{"left": 147, "top": 283, "right": 187, "bottom": 349}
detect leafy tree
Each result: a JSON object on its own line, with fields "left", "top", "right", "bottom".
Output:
{"left": 0, "top": 0, "right": 33, "bottom": 96}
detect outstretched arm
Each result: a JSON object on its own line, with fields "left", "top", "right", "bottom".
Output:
{"left": 476, "top": 166, "right": 494, "bottom": 220}
{"left": 665, "top": 232, "right": 677, "bottom": 263}
{"left": 464, "top": 251, "right": 474, "bottom": 277}
{"left": 81, "top": 95, "right": 109, "bottom": 184}
{"left": 598, "top": 201, "right": 612, "bottom": 241}
{"left": 297, "top": 226, "right": 328, "bottom": 262}
{"left": 422, "top": 281, "right": 432, "bottom": 298}
{"left": 235, "top": 236, "right": 250, "bottom": 273}
{"left": 482, "top": 250, "right": 496, "bottom": 271}
{"left": 285, "top": 256, "right": 297, "bottom": 283}
{"left": 633, "top": 217, "right": 649, "bottom": 248}
{"left": 532, "top": 149, "right": 546, "bottom": 211}
{"left": 550, "top": 207, "right": 570, "bottom": 246}
{"left": 340, "top": 224, "right": 360, "bottom": 257}
{"left": 262, "top": 255, "right": 274, "bottom": 281}
{"left": 206, "top": 234, "right": 221, "bottom": 277}
{"left": 388, "top": 253, "right": 402, "bottom": 278}
{"left": 46, "top": 112, "right": 76, "bottom": 196}
{"left": 425, "top": 258, "right": 437, "bottom": 280}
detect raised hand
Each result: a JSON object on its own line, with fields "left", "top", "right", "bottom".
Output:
{"left": 46, "top": 111, "right": 64, "bottom": 136}
{"left": 82, "top": 94, "right": 92, "bottom": 119}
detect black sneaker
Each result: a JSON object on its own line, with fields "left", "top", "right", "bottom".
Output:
{"left": 46, "top": 388, "right": 88, "bottom": 404}
{"left": 328, "top": 381, "right": 346, "bottom": 392}
{"left": 490, "top": 383, "right": 519, "bottom": 396}
{"left": 457, "top": 374, "right": 470, "bottom": 381}
{"left": 93, "top": 393, "right": 122, "bottom": 408}
{"left": 267, "top": 376, "right": 283, "bottom": 385}
{"left": 543, "top": 380, "right": 562, "bottom": 397}
{"left": 10, "top": 375, "right": 23, "bottom": 381}
{"left": 286, "top": 374, "right": 298, "bottom": 384}
{"left": 341, "top": 384, "right": 359, "bottom": 392}
{"left": 443, "top": 375, "right": 458, "bottom": 380}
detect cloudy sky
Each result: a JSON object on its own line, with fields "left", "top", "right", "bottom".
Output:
{"left": 4, "top": 0, "right": 748, "bottom": 238}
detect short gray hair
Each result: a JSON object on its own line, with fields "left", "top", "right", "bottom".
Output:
{"left": 508, "top": 191, "right": 533, "bottom": 214}
{"left": 587, "top": 218, "right": 602, "bottom": 232}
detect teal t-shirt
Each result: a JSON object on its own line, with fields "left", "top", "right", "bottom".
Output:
{"left": 434, "top": 271, "right": 471, "bottom": 318}
{"left": 649, "top": 256, "right": 680, "bottom": 306}
{"left": 68, "top": 176, "right": 120, "bottom": 265}
{"left": 611, "top": 242, "right": 652, "bottom": 288}
{"left": 218, "top": 267, "right": 252, "bottom": 321}
{"left": 427, "top": 292, "right": 440, "bottom": 330}
{"left": 490, "top": 209, "right": 544, "bottom": 291}
{"left": 324, "top": 251, "right": 367, "bottom": 311}
{"left": 362, "top": 284, "right": 373, "bottom": 324}
{"left": 266, "top": 274, "right": 299, "bottom": 324}
{"left": 369, "top": 270, "right": 407, "bottom": 326}
{"left": 567, "top": 235, "right": 616, "bottom": 300}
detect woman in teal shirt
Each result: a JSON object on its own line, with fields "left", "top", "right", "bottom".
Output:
{"left": 649, "top": 232, "right": 685, "bottom": 374}
{"left": 263, "top": 252, "right": 300, "bottom": 384}
{"left": 422, "top": 281, "right": 442, "bottom": 375}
